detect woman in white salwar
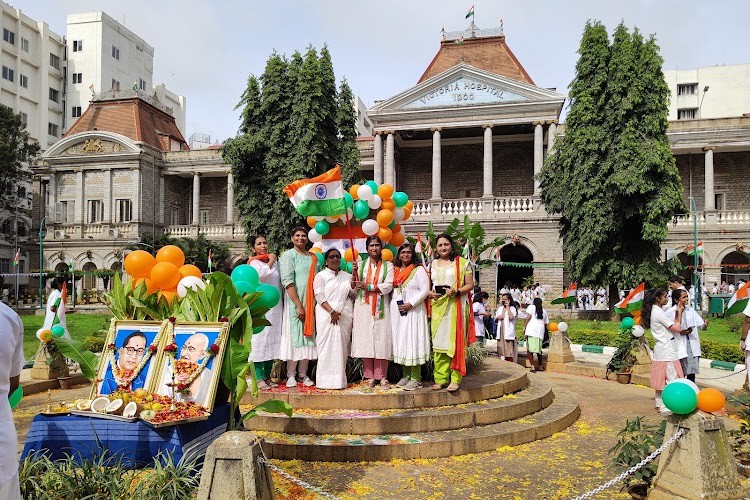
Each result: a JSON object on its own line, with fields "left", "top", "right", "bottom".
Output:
{"left": 247, "top": 235, "right": 283, "bottom": 390}
{"left": 313, "top": 249, "right": 355, "bottom": 390}
{"left": 390, "top": 243, "right": 430, "bottom": 391}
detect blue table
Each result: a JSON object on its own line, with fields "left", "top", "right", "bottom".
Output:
{"left": 21, "top": 404, "right": 231, "bottom": 467}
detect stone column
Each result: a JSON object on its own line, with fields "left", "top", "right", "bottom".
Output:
{"left": 192, "top": 173, "right": 201, "bottom": 225}
{"left": 483, "top": 124, "right": 494, "bottom": 198}
{"left": 103, "top": 169, "right": 112, "bottom": 223}
{"left": 385, "top": 132, "right": 395, "bottom": 186}
{"left": 48, "top": 173, "right": 57, "bottom": 220}
{"left": 226, "top": 172, "right": 234, "bottom": 223}
{"left": 533, "top": 122, "right": 544, "bottom": 195}
{"left": 431, "top": 128, "right": 442, "bottom": 200}
{"left": 132, "top": 169, "right": 141, "bottom": 223}
{"left": 75, "top": 171, "right": 84, "bottom": 224}
{"left": 373, "top": 133, "right": 384, "bottom": 184}
{"left": 158, "top": 175, "right": 165, "bottom": 224}
{"left": 547, "top": 120, "right": 558, "bottom": 156}
{"left": 704, "top": 146, "right": 715, "bottom": 211}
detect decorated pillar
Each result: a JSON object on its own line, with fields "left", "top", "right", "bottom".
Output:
{"left": 158, "top": 175, "right": 165, "bottom": 224}
{"left": 75, "top": 170, "right": 84, "bottom": 224}
{"left": 103, "top": 169, "right": 112, "bottom": 223}
{"left": 132, "top": 169, "right": 141, "bottom": 223}
{"left": 704, "top": 146, "right": 715, "bottom": 211}
{"left": 373, "top": 133, "right": 384, "bottom": 184}
{"left": 385, "top": 132, "right": 395, "bottom": 187}
{"left": 483, "top": 124, "right": 494, "bottom": 198}
{"left": 226, "top": 172, "right": 234, "bottom": 223}
{"left": 547, "top": 120, "right": 558, "bottom": 156}
{"left": 533, "top": 122, "right": 544, "bottom": 195}
{"left": 192, "top": 172, "right": 201, "bottom": 225}
{"left": 431, "top": 128, "right": 442, "bottom": 200}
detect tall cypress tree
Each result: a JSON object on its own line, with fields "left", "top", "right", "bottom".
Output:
{"left": 336, "top": 78, "right": 362, "bottom": 188}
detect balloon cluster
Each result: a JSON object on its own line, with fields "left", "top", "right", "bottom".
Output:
{"left": 124, "top": 246, "right": 205, "bottom": 303}
{"left": 306, "top": 181, "right": 414, "bottom": 272}
{"left": 620, "top": 316, "right": 647, "bottom": 338}
{"left": 662, "top": 379, "right": 726, "bottom": 414}
{"left": 230, "top": 264, "right": 281, "bottom": 311}
{"left": 36, "top": 326, "right": 64, "bottom": 342}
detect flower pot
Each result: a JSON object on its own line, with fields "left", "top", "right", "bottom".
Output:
{"left": 616, "top": 372, "right": 632, "bottom": 384}
{"left": 627, "top": 483, "right": 648, "bottom": 499}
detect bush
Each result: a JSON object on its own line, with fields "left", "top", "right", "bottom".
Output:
{"left": 84, "top": 335, "right": 106, "bottom": 353}
{"left": 700, "top": 339, "right": 745, "bottom": 364}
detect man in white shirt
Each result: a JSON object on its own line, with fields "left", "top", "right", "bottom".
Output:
{"left": 729, "top": 283, "right": 736, "bottom": 294}
{"left": 42, "top": 278, "right": 70, "bottom": 339}
{"left": 0, "top": 301, "right": 24, "bottom": 500}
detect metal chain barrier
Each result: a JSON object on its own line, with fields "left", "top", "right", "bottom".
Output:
{"left": 257, "top": 451, "right": 341, "bottom": 500}
{"left": 570, "top": 428, "right": 685, "bottom": 500}
{"left": 736, "top": 460, "right": 750, "bottom": 470}
{"left": 696, "top": 367, "right": 747, "bottom": 380}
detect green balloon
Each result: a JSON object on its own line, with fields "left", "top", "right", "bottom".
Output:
{"left": 51, "top": 325, "right": 65, "bottom": 338}
{"left": 353, "top": 200, "right": 369, "bottom": 219}
{"left": 365, "top": 180, "right": 379, "bottom": 192}
{"left": 661, "top": 381, "right": 698, "bottom": 414}
{"left": 393, "top": 191, "right": 408, "bottom": 207}
{"left": 231, "top": 264, "right": 260, "bottom": 286}
{"left": 234, "top": 280, "right": 256, "bottom": 295}
{"left": 9, "top": 386, "right": 22, "bottom": 409}
{"left": 388, "top": 220, "right": 396, "bottom": 229}
{"left": 315, "top": 251, "right": 325, "bottom": 266}
{"left": 620, "top": 317, "right": 635, "bottom": 329}
{"left": 386, "top": 244, "right": 398, "bottom": 255}
{"left": 256, "top": 283, "right": 281, "bottom": 309}
{"left": 342, "top": 261, "right": 352, "bottom": 273}
{"left": 315, "top": 220, "right": 330, "bottom": 236}
{"left": 343, "top": 192, "right": 354, "bottom": 208}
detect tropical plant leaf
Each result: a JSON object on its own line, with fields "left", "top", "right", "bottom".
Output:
{"left": 129, "top": 297, "right": 161, "bottom": 321}
{"left": 54, "top": 337, "right": 99, "bottom": 381}
{"left": 239, "top": 398, "right": 294, "bottom": 424}
{"left": 237, "top": 363, "right": 251, "bottom": 402}
{"left": 220, "top": 338, "right": 250, "bottom": 393}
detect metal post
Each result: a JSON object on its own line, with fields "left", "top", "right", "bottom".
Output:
{"left": 690, "top": 197, "right": 700, "bottom": 311}
{"left": 39, "top": 216, "right": 46, "bottom": 309}
{"left": 14, "top": 202, "right": 18, "bottom": 305}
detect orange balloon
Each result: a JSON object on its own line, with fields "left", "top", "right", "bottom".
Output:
{"left": 402, "top": 207, "right": 412, "bottom": 221}
{"left": 378, "top": 184, "right": 394, "bottom": 200}
{"left": 310, "top": 247, "right": 322, "bottom": 254}
{"left": 405, "top": 200, "right": 414, "bottom": 212}
{"left": 344, "top": 248, "right": 359, "bottom": 262}
{"left": 158, "top": 288, "right": 177, "bottom": 304}
{"left": 377, "top": 227, "right": 393, "bottom": 243}
{"left": 349, "top": 184, "right": 361, "bottom": 200}
{"left": 156, "top": 245, "right": 185, "bottom": 268}
{"left": 306, "top": 216, "right": 318, "bottom": 228}
{"left": 150, "top": 262, "right": 180, "bottom": 290}
{"left": 381, "top": 199, "right": 395, "bottom": 211}
{"left": 393, "top": 224, "right": 402, "bottom": 233}
{"left": 697, "top": 388, "right": 726, "bottom": 413}
{"left": 390, "top": 232, "right": 405, "bottom": 247}
{"left": 40, "top": 330, "right": 53, "bottom": 342}
{"left": 376, "top": 209, "right": 394, "bottom": 227}
{"left": 381, "top": 248, "right": 394, "bottom": 261}
{"left": 124, "top": 250, "right": 156, "bottom": 279}
{"left": 631, "top": 310, "right": 641, "bottom": 318}
{"left": 178, "top": 264, "right": 202, "bottom": 279}
{"left": 549, "top": 322, "right": 559, "bottom": 332}
{"left": 132, "top": 277, "right": 158, "bottom": 295}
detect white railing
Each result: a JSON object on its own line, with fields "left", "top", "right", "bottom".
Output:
{"left": 412, "top": 201, "right": 432, "bottom": 216}
{"left": 494, "top": 198, "right": 534, "bottom": 213}
{"left": 83, "top": 225, "right": 103, "bottom": 237}
{"left": 166, "top": 224, "right": 244, "bottom": 240}
{"left": 110, "top": 224, "right": 134, "bottom": 237}
{"left": 672, "top": 214, "right": 705, "bottom": 226}
{"left": 718, "top": 211, "right": 750, "bottom": 224}
{"left": 233, "top": 225, "right": 246, "bottom": 238}
{"left": 441, "top": 199, "right": 484, "bottom": 215}
{"left": 201, "top": 225, "right": 228, "bottom": 238}
{"left": 166, "top": 225, "right": 195, "bottom": 237}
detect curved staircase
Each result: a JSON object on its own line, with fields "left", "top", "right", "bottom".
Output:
{"left": 241, "top": 357, "right": 580, "bottom": 461}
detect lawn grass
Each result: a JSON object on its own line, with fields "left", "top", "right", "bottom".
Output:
{"left": 22, "top": 313, "right": 112, "bottom": 361}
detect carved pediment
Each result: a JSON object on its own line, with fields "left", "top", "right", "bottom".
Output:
{"left": 402, "top": 75, "right": 528, "bottom": 109}
{"left": 64, "top": 139, "right": 125, "bottom": 155}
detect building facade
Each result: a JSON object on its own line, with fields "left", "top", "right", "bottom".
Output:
{"left": 664, "top": 64, "right": 750, "bottom": 121}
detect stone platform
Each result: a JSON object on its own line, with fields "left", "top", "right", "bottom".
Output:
{"left": 241, "top": 357, "right": 580, "bottom": 461}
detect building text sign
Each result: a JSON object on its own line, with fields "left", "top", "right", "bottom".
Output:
{"left": 402, "top": 77, "right": 528, "bottom": 109}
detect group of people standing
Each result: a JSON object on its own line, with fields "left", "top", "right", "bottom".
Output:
{"left": 247, "top": 227, "right": 478, "bottom": 393}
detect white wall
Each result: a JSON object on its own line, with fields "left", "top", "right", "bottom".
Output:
{"left": 153, "top": 83, "right": 186, "bottom": 137}
{"left": 665, "top": 64, "right": 750, "bottom": 120}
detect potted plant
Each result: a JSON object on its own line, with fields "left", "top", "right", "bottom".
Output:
{"left": 609, "top": 416, "right": 666, "bottom": 499}
{"left": 607, "top": 333, "right": 638, "bottom": 384}
{"left": 728, "top": 391, "right": 750, "bottom": 476}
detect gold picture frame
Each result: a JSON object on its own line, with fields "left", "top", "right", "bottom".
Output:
{"left": 89, "top": 319, "right": 169, "bottom": 400}
{"left": 151, "top": 321, "right": 230, "bottom": 413}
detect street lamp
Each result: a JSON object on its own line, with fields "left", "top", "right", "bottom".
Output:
{"left": 38, "top": 215, "right": 46, "bottom": 309}
{"left": 698, "top": 86, "right": 710, "bottom": 119}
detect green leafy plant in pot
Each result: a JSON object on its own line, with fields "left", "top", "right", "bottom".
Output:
{"left": 606, "top": 329, "right": 639, "bottom": 383}
{"left": 609, "top": 416, "right": 666, "bottom": 498}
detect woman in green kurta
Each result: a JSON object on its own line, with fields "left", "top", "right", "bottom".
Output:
{"left": 278, "top": 226, "right": 319, "bottom": 388}
{"left": 428, "top": 233, "right": 475, "bottom": 392}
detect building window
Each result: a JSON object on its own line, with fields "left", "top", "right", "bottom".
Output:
{"left": 116, "top": 199, "right": 132, "bottom": 222}
{"left": 3, "top": 28, "right": 14, "bottom": 45}
{"left": 58, "top": 201, "right": 74, "bottom": 223}
{"left": 88, "top": 200, "right": 103, "bottom": 223}
{"left": 49, "top": 88, "right": 59, "bottom": 102}
{"left": 50, "top": 53, "right": 60, "bottom": 69}
{"left": 48, "top": 122, "right": 58, "bottom": 137}
{"left": 170, "top": 207, "right": 180, "bottom": 226}
{"left": 72, "top": 72, "right": 82, "bottom": 84}
{"left": 139, "top": 78, "right": 146, "bottom": 90}
{"left": 19, "top": 112, "right": 27, "bottom": 128}
{"left": 677, "top": 108, "right": 697, "bottom": 120}
{"left": 2, "top": 66, "right": 14, "bottom": 82}
{"left": 715, "top": 193, "right": 725, "bottom": 211}
{"left": 20, "top": 37, "right": 29, "bottom": 52}
{"left": 72, "top": 106, "right": 82, "bottom": 118}
{"left": 0, "top": 259, "right": 9, "bottom": 273}
{"left": 677, "top": 83, "right": 698, "bottom": 96}
{"left": 112, "top": 45, "right": 120, "bottom": 60}
{"left": 72, "top": 40, "right": 83, "bottom": 52}
{"left": 111, "top": 79, "right": 120, "bottom": 91}
{"left": 19, "top": 74, "right": 28, "bottom": 88}
{"left": 199, "top": 210, "right": 210, "bottom": 225}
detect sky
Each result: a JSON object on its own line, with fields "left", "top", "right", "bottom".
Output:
{"left": 20, "top": 0, "right": 750, "bottom": 143}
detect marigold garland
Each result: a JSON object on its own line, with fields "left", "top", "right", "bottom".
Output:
{"left": 107, "top": 339, "right": 158, "bottom": 390}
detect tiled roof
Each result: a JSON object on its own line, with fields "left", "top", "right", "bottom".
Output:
{"left": 419, "top": 34, "right": 534, "bottom": 85}
{"left": 65, "top": 96, "right": 188, "bottom": 152}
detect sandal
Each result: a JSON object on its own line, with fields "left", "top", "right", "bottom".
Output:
{"left": 446, "top": 382, "right": 460, "bottom": 392}
{"left": 257, "top": 380, "right": 270, "bottom": 390}
{"left": 365, "top": 379, "right": 376, "bottom": 388}
{"left": 432, "top": 383, "right": 447, "bottom": 390}
{"left": 267, "top": 379, "right": 279, "bottom": 388}
{"left": 379, "top": 380, "right": 391, "bottom": 389}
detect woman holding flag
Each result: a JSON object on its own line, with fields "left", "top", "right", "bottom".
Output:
{"left": 428, "top": 234, "right": 475, "bottom": 392}
{"left": 279, "top": 227, "right": 318, "bottom": 388}
{"left": 247, "top": 235, "right": 282, "bottom": 390}
{"left": 390, "top": 242, "right": 430, "bottom": 391}
{"left": 351, "top": 235, "right": 394, "bottom": 388}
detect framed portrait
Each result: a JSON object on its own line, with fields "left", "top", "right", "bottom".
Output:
{"left": 152, "top": 322, "right": 230, "bottom": 413}
{"left": 90, "top": 320, "right": 169, "bottom": 399}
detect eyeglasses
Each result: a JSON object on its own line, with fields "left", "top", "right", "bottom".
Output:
{"left": 122, "top": 347, "right": 145, "bottom": 356}
{"left": 327, "top": 255, "right": 341, "bottom": 259}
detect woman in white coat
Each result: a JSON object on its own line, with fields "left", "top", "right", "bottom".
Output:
{"left": 666, "top": 288, "right": 706, "bottom": 383}
{"left": 248, "top": 235, "right": 283, "bottom": 390}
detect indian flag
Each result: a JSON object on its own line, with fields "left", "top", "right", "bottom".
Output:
{"left": 321, "top": 225, "right": 367, "bottom": 254}
{"left": 462, "top": 241, "right": 471, "bottom": 259}
{"left": 686, "top": 241, "right": 704, "bottom": 256}
{"left": 551, "top": 282, "right": 577, "bottom": 305}
{"left": 283, "top": 166, "right": 347, "bottom": 218}
{"left": 614, "top": 283, "right": 645, "bottom": 314}
{"left": 465, "top": 5, "right": 474, "bottom": 19}
{"left": 726, "top": 281, "right": 750, "bottom": 315}
{"left": 13, "top": 248, "right": 20, "bottom": 267}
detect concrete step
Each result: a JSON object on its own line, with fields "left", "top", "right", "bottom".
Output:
{"left": 255, "top": 387, "right": 580, "bottom": 462}
{"left": 247, "top": 376, "right": 554, "bottom": 435}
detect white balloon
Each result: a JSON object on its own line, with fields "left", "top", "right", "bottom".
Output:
{"left": 177, "top": 276, "right": 206, "bottom": 298}
{"left": 361, "top": 219, "right": 379, "bottom": 236}
{"left": 557, "top": 321, "right": 568, "bottom": 333}
{"left": 325, "top": 216, "right": 339, "bottom": 223}
{"left": 357, "top": 184, "right": 373, "bottom": 201}
{"left": 368, "top": 194, "right": 382, "bottom": 209}
{"left": 308, "top": 228, "right": 322, "bottom": 243}
{"left": 631, "top": 325, "right": 645, "bottom": 338}
{"left": 346, "top": 207, "right": 354, "bottom": 219}
{"left": 393, "top": 207, "right": 405, "bottom": 222}
{"left": 670, "top": 378, "right": 700, "bottom": 395}
{"left": 312, "top": 242, "right": 323, "bottom": 250}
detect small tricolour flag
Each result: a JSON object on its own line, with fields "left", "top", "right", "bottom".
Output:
{"left": 551, "top": 282, "right": 577, "bottom": 305}
{"left": 465, "top": 4, "right": 475, "bottom": 19}
{"left": 614, "top": 283, "right": 645, "bottom": 314}
{"left": 283, "top": 165, "right": 347, "bottom": 218}
{"left": 462, "top": 241, "right": 470, "bottom": 259}
{"left": 207, "top": 249, "right": 213, "bottom": 271}
{"left": 686, "top": 241, "right": 704, "bottom": 256}
{"left": 726, "top": 281, "right": 750, "bottom": 315}
{"left": 89, "top": 83, "right": 95, "bottom": 94}
{"left": 13, "top": 248, "right": 20, "bottom": 267}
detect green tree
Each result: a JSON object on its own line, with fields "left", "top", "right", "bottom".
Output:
{"left": 539, "top": 22, "right": 684, "bottom": 305}
{"left": 0, "top": 105, "right": 39, "bottom": 198}
{"left": 224, "top": 46, "right": 361, "bottom": 253}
